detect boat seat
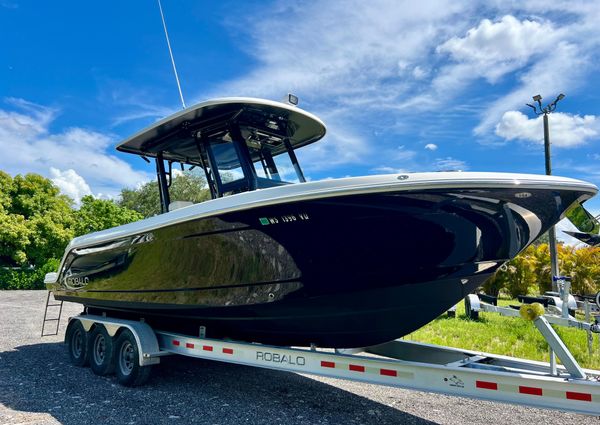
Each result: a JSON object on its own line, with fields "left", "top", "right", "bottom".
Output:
{"left": 169, "top": 201, "right": 194, "bottom": 211}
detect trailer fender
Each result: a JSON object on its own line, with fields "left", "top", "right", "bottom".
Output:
{"left": 68, "top": 315, "right": 161, "bottom": 367}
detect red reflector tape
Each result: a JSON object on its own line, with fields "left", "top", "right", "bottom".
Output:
{"left": 476, "top": 381, "right": 498, "bottom": 390}
{"left": 203, "top": 345, "right": 213, "bottom": 351}
{"left": 380, "top": 369, "right": 397, "bottom": 377}
{"left": 321, "top": 361, "right": 335, "bottom": 368}
{"left": 223, "top": 348, "right": 233, "bottom": 355}
{"left": 519, "top": 386, "right": 543, "bottom": 396}
{"left": 349, "top": 364, "right": 365, "bottom": 372}
{"left": 172, "top": 340, "right": 180, "bottom": 346}
{"left": 185, "top": 343, "right": 194, "bottom": 349}
{"left": 566, "top": 391, "right": 592, "bottom": 402}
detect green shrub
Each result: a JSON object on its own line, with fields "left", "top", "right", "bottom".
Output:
{"left": 0, "top": 258, "right": 59, "bottom": 290}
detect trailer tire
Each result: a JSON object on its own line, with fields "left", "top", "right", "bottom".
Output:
{"left": 66, "top": 320, "right": 88, "bottom": 367}
{"left": 464, "top": 295, "right": 479, "bottom": 320}
{"left": 88, "top": 325, "right": 115, "bottom": 376}
{"left": 114, "top": 329, "right": 152, "bottom": 386}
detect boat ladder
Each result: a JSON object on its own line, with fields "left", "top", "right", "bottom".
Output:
{"left": 41, "top": 291, "right": 63, "bottom": 337}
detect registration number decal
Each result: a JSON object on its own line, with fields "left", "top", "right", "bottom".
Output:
{"left": 259, "top": 213, "right": 310, "bottom": 225}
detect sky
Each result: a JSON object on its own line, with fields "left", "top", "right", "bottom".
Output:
{"left": 2, "top": 0, "right": 600, "bottom": 239}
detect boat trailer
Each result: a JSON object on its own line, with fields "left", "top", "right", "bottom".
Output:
{"left": 51, "top": 300, "right": 600, "bottom": 416}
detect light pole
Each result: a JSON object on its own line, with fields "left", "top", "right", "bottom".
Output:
{"left": 526, "top": 93, "right": 565, "bottom": 291}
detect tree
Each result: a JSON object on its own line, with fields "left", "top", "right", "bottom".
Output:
{"left": 0, "top": 212, "right": 31, "bottom": 265}
{"left": 119, "top": 171, "right": 211, "bottom": 218}
{"left": 531, "top": 244, "right": 552, "bottom": 293}
{"left": 74, "top": 196, "right": 144, "bottom": 237}
{"left": 0, "top": 172, "right": 74, "bottom": 267}
{"left": 488, "top": 245, "right": 537, "bottom": 298}
{"left": 561, "top": 245, "right": 600, "bottom": 295}
{"left": 0, "top": 171, "right": 13, "bottom": 213}
{"left": 119, "top": 181, "right": 162, "bottom": 219}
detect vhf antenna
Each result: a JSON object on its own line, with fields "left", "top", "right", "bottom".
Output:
{"left": 157, "top": 0, "right": 186, "bottom": 109}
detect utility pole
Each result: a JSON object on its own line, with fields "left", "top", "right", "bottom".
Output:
{"left": 526, "top": 93, "right": 565, "bottom": 291}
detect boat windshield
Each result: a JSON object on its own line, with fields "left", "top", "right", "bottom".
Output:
{"left": 211, "top": 140, "right": 245, "bottom": 185}
{"left": 252, "top": 147, "right": 303, "bottom": 185}
{"left": 196, "top": 129, "right": 307, "bottom": 198}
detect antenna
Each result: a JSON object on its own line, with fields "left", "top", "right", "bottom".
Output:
{"left": 157, "top": 0, "right": 186, "bottom": 109}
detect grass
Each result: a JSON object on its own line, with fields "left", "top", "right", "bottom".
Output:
{"left": 405, "top": 299, "right": 600, "bottom": 370}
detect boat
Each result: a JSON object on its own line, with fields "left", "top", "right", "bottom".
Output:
{"left": 46, "top": 97, "right": 598, "bottom": 348}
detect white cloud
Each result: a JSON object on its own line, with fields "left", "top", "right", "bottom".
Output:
{"left": 294, "top": 112, "right": 371, "bottom": 171}
{"left": 412, "top": 66, "right": 429, "bottom": 80}
{"left": 372, "top": 166, "right": 412, "bottom": 174}
{"left": 211, "top": 0, "right": 468, "bottom": 102}
{"left": 198, "top": 0, "right": 473, "bottom": 169}
{"left": 437, "top": 15, "right": 559, "bottom": 83}
{"left": 430, "top": 13, "right": 593, "bottom": 138}
{"left": 474, "top": 41, "right": 585, "bottom": 135}
{"left": 425, "top": 143, "right": 438, "bottom": 151}
{"left": 495, "top": 111, "right": 598, "bottom": 147}
{"left": 435, "top": 157, "right": 467, "bottom": 171}
{"left": 391, "top": 145, "right": 417, "bottom": 161}
{"left": 0, "top": 99, "right": 152, "bottom": 198}
{"left": 202, "top": 3, "right": 600, "bottom": 159}
{"left": 50, "top": 168, "right": 92, "bottom": 205}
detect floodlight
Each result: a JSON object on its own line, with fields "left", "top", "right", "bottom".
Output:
{"left": 284, "top": 93, "right": 299, "bottom": 106}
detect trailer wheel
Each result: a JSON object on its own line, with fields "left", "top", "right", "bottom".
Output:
{"left": 464, "top": 295, "right": 479, "bottom": 320}
{"left": 66, "top": 320, "right": 88, "bottom": 367}
{"left": 114, "top": 329, "right": 152, "bottom": 386}
{"left": 88, "top": 325, "right": 115, "bottom": 376}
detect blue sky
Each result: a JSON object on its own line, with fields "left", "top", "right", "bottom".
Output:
{"left": 2, "top": 1, "right": 600, "bottom": 228}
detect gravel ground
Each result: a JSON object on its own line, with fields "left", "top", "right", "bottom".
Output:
{"left": 0, "top": 290, "right": 596, "bottom": 425}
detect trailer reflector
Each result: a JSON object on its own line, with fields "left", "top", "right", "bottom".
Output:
{"left": 476, "top": 380, "right": 498, "bottom": 390}
{"left": 349, "top": 364, "right": 365, "bottom": 372}
{"left": 203, "top": 345, "right": 213, "bottom": 351}
{"left": 172, "top": 339, "right": 180, "bottom": 346}
{"left": 223, "top": 348, "right": 233, "bottom": 355}
{"left": 380, "top": 368, "right": 397, "bottom": 377}
{"left": 321, "top": 361, "right": 335, "bottom": 368}
{"left": 519, "top": 386, "right": 543, "bottom": 396}
{"left": 566, "top": 391, "right": 592, "bottom": 402}
{"left": 186, "top": 343, "right": 194, "bottom": 349}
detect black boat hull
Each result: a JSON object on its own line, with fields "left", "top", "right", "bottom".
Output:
{"left": 78, "top": 273, "right": 490, "bottom": 347}
{"left": 52, "top": 186, "right": 586, "bottom": 347}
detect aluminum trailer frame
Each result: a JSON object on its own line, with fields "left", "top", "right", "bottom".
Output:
{"left": 464, "top": 294, "right": 600, "bottom": 334}
{"left": 65, "top": 313, "right": 600, "bottom": 416}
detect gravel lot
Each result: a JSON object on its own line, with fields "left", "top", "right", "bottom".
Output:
{"left": 0, "top": 290, "right": 596, "bottom": 424}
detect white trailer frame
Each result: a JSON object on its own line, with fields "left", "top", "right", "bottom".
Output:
{"left": 463, "top": 294, "right": 600, "bottom": 334}
{"left": 66, "top": 313, "right": 600, "bottom": 416}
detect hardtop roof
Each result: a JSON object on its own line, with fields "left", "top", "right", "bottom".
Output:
{"left": 116, "top": 97, "right": 327, "bottom": 165}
